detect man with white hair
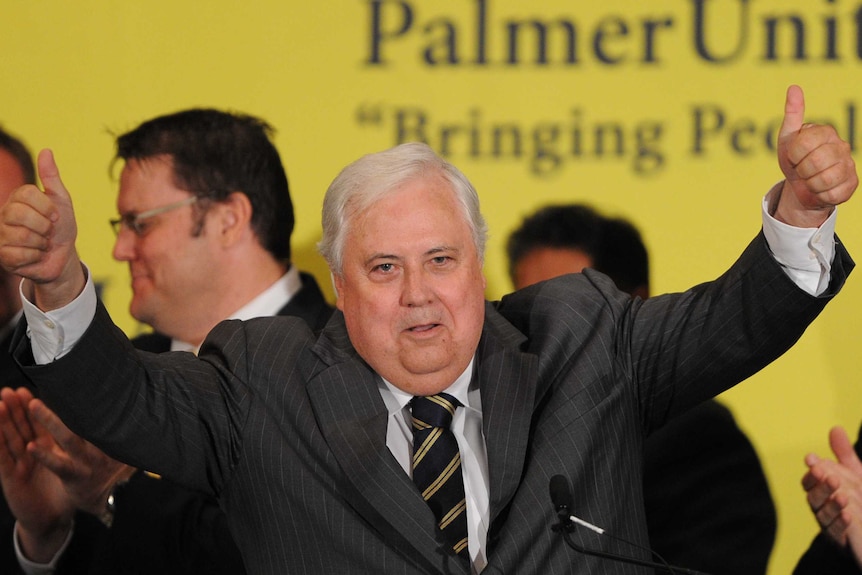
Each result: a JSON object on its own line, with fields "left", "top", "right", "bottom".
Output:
{"left": 0, "top": 85, "right": 856, "bottom": 573}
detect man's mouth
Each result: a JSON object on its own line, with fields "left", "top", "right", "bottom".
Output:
{"left": 407, "top": 323, "right": 439, "bottom": 333}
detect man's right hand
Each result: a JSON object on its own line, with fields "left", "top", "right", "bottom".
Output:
{"left": 802, "top": 426, "right": 862, "bottom": 568}
{"left": 0, "top": 149, "right": 83, "bottom": 311}
{"left": 27, "top": 393, "right": 136, "bottom": 518}
{"left": 0, "top": 387, "right": 75, "bottom": 563}
{"left": 0, "top": 387, "right": 137, "bottom": 564}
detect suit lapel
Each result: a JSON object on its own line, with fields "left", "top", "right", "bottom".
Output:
{"left": 476, "top": 304, "right": 538, "bottom": 524}
{"left": 305, "top": 313, "right": 467, "bottom": 573}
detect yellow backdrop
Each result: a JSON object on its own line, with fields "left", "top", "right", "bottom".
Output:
{"left": 2, "top": 1, "right": 860, "bottom": 572}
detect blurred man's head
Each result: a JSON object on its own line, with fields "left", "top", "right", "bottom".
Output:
{"left": 507, "top": 204, "right": 649, "bottom": 299}
{"left": 110, "top": 109, "right": 294, "bottom": 344}
{"left": 0, "top": 127, "right": 36, "bottom": 326}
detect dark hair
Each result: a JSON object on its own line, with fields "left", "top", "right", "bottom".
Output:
{"left": 0, "top": 126, "right": 36, "bottom": 185}
{"left": 506, "top": 204, "right": 648, "bottom": 295}
{"left": 114, "top": 109, "right": 293, "bottom": 261}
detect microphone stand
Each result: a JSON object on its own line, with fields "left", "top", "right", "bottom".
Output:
{"left": 552, "top": 512, "right": 709, "bottom": 575}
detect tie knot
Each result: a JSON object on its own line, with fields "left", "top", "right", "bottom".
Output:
{"left": 411, "top": 393, "right": 461, "bottom": 430}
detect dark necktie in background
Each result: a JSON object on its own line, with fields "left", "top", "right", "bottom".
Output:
{"left": 411, "top": 393, "right": 469, "bottom": 561}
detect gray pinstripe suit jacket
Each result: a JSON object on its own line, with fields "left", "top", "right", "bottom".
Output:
{"left": 15, "top": 234, "right": 853, "bottom": 574}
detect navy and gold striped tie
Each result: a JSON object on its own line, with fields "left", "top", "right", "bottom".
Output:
{"left": 411, "top": 393, "right": 469, "bottom": 561}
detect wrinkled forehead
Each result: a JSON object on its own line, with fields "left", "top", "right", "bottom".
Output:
{"left": 348, "top": 171, "right": 453, "bottom": 216}
{"left": 347, "top": 177, "right": 476, "bottom": 253}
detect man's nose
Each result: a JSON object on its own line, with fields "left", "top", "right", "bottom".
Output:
{"left": 112, "top": 228, "right": 136, "bottom": 261}
{"left": 400, "top": 268, "right": 433, "bottom": 307}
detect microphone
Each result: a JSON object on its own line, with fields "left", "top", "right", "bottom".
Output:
{"left": 549, "top": 474, "right": 572, "bottom": 515}
{"left": 548, "top": 475, "right": 710, "bottom": 575}
{"left": 550, "top": 475, "right": 605, "bottom": 535}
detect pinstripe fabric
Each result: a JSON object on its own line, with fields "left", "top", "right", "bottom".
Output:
{"left": 410, "top": 394, "right": 469, "bottom": 560}
{"left": 21, "top": 234, "right": 853, "bottom": 574}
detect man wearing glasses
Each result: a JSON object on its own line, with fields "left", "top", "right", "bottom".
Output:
{"left": 0, "top": 110, "right": 332, "bottom": 574}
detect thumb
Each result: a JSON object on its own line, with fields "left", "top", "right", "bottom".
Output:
{"left": 829, "top": 426, "right": 862, "bottom": 471}
{"left": 36, "top": 149, "right": 72, "bottom": 208}
{"left": 778, "top": 84, "right": 805, "bottom": 143}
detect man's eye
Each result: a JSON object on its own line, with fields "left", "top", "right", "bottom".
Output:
{"left": 375, "top": 263, "right": 394, "bottom": 273}
{"left": 431, "top": 256, "right": 450, "bottom": 265}
{"left": 133, "top": 220, "right": 152, "bottom": 235}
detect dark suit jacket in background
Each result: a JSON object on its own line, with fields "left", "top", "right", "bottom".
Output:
{"left": 16, "top": 235, "right": 853, "bottom": 574}
{"left": 0, "top": 272, "right": 332, "bottom": 574}
{"left": 794, "top": 422, "right": 862, "bottom": 574}
{"left": 645, "top": 399, "right": 776, "bottom": 574}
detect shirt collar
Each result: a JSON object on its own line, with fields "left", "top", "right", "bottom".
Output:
{"left": 379, "top": 357, "right": 477, "bottom": 417}
{"left": 171, "top": 267, "right": 300, "bottom": 353}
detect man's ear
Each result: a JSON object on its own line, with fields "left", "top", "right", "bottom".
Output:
{"left": 332, "top": 271, "right": 345, "bottom": 311}
{"left": 216, "top": 192, "right": 253, "bottom": 245}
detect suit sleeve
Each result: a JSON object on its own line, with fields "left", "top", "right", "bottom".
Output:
{"left": 629, "top": 233, "right": 854, "bottom": 428}
{"left": 10, "top": 305, "right": 246, "bottom": 496}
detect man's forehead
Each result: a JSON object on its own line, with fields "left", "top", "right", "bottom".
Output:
{"left": 119, "top": 156, "right": 186, "bottom": 197}
{"left": 122, "top": 154, "right": 175, "bottom": 177}
{"left": 361, "top": 176, "right": 462, "bottom": 217}
{"left": 352, "top": 197, "right": 471, "bottom": 242}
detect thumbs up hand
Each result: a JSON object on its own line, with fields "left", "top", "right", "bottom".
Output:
{"left": 774, "top": 85, "right": 857, "bottom": 228}
{"left": 0, "top": 149, "right": 85, "bottom": 311}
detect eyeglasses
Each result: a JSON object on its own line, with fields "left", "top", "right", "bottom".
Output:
{"left": 109, "top": 196, "right": 198, "bottom": 236}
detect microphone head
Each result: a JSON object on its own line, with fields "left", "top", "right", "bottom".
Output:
{"left": 549, "top": 474, "right": 572, "bottom": 513}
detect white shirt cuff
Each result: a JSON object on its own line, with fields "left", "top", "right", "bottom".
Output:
{"left": 761, "top": 183, "right": 836, "bottom": 296}
{"left": 14, "top": 520, "right": 75, "bottom": 575}
{"left": 21, "top": 263, "right": 98, "bottom": 364}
